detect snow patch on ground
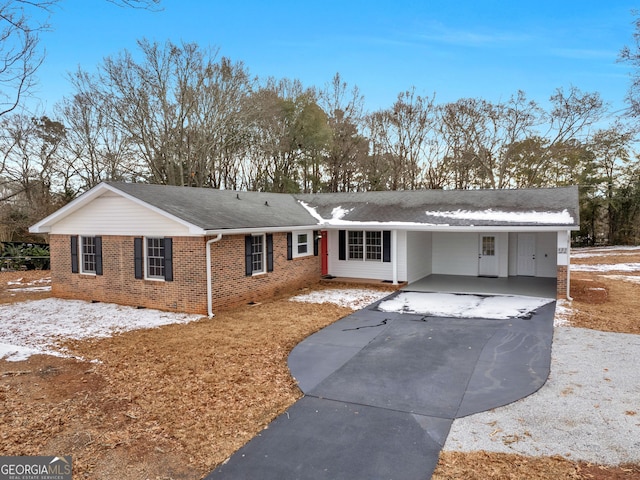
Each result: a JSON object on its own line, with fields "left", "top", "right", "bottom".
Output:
{"left": 5, "top": 276, "right": 51, "bottom": 293}
{"left": 290, "top": 288, "right": 391, "bottom": 310}
{"left": 0, "top": 298, "right": 203, "bottom": 361}
{"left": 571, "top": 263, "right": 640, "bottom": 272}
{"left": 553, "top": 299, "right": 573, "bottom": 327}
{"left": 601, "top": 274, "right": 640, "bottom": 284}
{"left": 377, "top": 292, "right": 553, "bottom": 319}
{"left": 574, "top": 246, "right": 640, "bottom": 253}
{"left": 572, "top": 251, "right": 640, "bottom": 259}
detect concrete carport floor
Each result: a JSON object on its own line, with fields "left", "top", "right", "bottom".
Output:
{"left": 206, "top": 292, "right": 556, "bottom": 480}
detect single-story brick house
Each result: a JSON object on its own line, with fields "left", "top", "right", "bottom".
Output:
{"left": 30, "top": 182, "right": 579, "bottom": 316}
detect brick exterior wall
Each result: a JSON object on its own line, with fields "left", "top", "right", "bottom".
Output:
{"left": 49, "top": 232, "right": 321, "bottom": 315}
{"left": 209, "top": 233, "right": 321, "bottom": 311}
{"left": 556, "top": 265, "right": 568, "bottom": 299}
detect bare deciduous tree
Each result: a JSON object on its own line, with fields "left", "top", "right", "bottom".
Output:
{"left": 0, "top": 0, "right": 56, "bottom": 116}
{"left": 319, "top": 73, "right": 368, "bottom": 192}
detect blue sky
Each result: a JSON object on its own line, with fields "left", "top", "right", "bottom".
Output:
{"left": 30, "top": 0, "right": 639, "bottom": 117}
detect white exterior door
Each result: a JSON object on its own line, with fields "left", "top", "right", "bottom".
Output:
{"left": 478, "top": 235, "right": 499, "bottom": 277}
{"left": 517, "top": 233, "right": 536, "bottom": 276}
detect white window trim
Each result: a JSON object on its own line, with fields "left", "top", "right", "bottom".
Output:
{"left": 145, "top": 236, "right": 165, "bottom": 281}
{"left": 251, "top": 233, "right": 266, "bottom": 276}
{"left": 347, "top": 230, "right": 383, "bottom": 262}
{"left": 80, "top": 235, "right": 96, "bottom": 275}
{"left": 293, "top": 229, "right": 313, "bottom": 258}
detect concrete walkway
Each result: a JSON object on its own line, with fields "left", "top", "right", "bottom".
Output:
{"left": 206, "top": 294, "right": 556, "bottom": 480}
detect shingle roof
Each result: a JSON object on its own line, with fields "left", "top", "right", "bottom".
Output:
{"left": 294, "top": 186, "right": 580, "bottom": 227}
{"left": 104, "top": 183, "right": 580, "bottom": 230}
{"left": 107, "top": 182, "right": 318, "bottom": 230}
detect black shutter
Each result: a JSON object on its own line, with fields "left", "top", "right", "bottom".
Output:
{"left": 95, "top": 236, "right": 103, "bottom": 275}
{"left": 164, "top": 237, "right": 173, "bottom": 281}
{"left": 245, "top": 235, "right": 253, "bottom": 276}
{"left": 313, "top": 230, "right": 319, "bottom": 256}
{"left": 338, "top": 230, "right": 346, "bottom": 260}
{"left": 287, "top": 232, "right": 293, "bottom": 260}
{"left": 70, "top": 236, "right": 78, "bottom": 273}
{"left": 266, "top": 234, "right": 274, "bottom": 272}
{"left": 134, "top": 237, "right": 143, "bottom": 279}
{"left": 383, "top": 231, "right": 391, "bottom": 263}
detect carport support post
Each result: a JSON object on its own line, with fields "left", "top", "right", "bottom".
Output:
{"left": 392, "top": 229, "right": 398, "bottom": 285}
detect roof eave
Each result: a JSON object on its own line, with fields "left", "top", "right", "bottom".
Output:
{"left": 204, "top": 224, "right": 320, "bottom": 236}
{"left": 318, "top": 223, "right": 579, "bottom": 232}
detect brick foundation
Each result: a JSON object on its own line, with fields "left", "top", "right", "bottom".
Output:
{"left": 50, "top": 233, "right": 321, "bottom": 315}
{"left": 556, "top": 265, "right": 568, "bottom": 299}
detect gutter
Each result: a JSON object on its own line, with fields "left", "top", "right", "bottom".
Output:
{"left": 203, "top": 225, "right": 319, "bottom": 236}
{"left": 206, "top": 234, "right": 223, "bottom": 318}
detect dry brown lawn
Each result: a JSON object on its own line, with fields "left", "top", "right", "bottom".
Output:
{"left": 1, "top": 249, "right": 639, "bottom": 479}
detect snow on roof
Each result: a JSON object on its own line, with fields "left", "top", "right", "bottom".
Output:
{"left": 424, "top": 208, "right": 575, "bottom": 225}
{"left": 299, "top": 201, "right": 574, "bottom": 228}
{"left": 299, "top": 201, "right": 442, "bottom": 227}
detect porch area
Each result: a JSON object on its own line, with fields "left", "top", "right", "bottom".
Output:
{"left": 403, "top": 274, "right": 557, "bottom": 299}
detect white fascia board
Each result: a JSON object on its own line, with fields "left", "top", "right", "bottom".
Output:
{"left": 204, "top": 225, "right": 320, "bottom": 236}
{"left": 29, "top": 182, "right": 206, "bottom": 235}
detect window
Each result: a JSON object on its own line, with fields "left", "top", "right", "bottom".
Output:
{"left": 135, "top": 237, "right": 173, "bottom": 281}
{"left": 245, "top": 234, "right": 273, "bottom": 276}
{"left": 71, "top": 235, "right": 102, "bottom": 275}
{"left": 81, "top": 236, "right": 97, "bottom": 274}
{"left": 297, "top": 233, "right": 309, "bottom": 255}
{"left": 146, "top": 237, "right": 165, "bottom": 278}
{"left": 289, "top": 230, "right": 313, "bottom": 259}
{"left": 251, "top": 234, "right": 265, "bottom": 274}
{"left": 482, "top": 236, "right": 495, "bottom": 256}
{"left": 365, "top": 231, "right": 382, "bottom": 260}
{"left": 339, "top": 230, "right": 391, "bottom": 263}
{"left": 348, "top": 231, "right": 364, "bottom": 260}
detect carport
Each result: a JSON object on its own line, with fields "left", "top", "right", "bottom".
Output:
{"left": 300, "top": 188, "right": 579, "bottom": 300}
{"left": 404, "top": 274, "right": 557, "bottom": 299}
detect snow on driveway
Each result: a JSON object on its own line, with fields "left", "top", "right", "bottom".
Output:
{"left": 0, "top": 298, "right": 203, "bottom": 362}
{"left": 291, "top": 288, "right": 554, "bottom": 320}
{"left": 377, "top": 292, "right": 553, "bottom": 319}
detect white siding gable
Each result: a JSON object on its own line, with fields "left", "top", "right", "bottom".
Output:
{"left": 50, "top": 193, "right": 196, "bottom": 236}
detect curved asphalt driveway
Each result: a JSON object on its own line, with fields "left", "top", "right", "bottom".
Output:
{"left": 207, "top": 295, "right": 556, "bottom": 480}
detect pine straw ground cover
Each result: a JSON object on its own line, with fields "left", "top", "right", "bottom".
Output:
{"left": 0, "top": 278, "right": 353, "bottom": 479}
{"left": 1, "top": 248, "right": 639, "bottom": 480}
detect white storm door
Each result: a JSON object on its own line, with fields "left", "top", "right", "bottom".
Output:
{"left": 478, "top": 235, "right": 499, "bottom": 277}
{"left": 517, "top": 233, "right": 536, "bottom": 276}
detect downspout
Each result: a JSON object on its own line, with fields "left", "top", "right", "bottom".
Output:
{"left": 206, "top": 234, "right": 223, "bottom": 318}
{"left": 566, "top": 230, "right": 573, "bottom": 301}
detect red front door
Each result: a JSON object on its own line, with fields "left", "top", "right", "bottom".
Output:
{"left": 320, "top": 230, "right": 328, "bottom": 275}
